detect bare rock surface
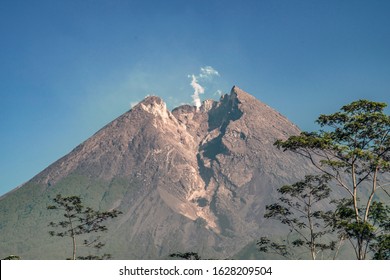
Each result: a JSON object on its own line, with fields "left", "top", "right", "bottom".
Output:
{"left": 0, "top": 86, "right": 316, "bottom": 259}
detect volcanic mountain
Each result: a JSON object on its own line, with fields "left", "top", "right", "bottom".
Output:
{"left": 0, "top": 86, "right": 315, "bottom": 259}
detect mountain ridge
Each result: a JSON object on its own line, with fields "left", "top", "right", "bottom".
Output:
{"left": 0, "top": 86, "right": 315, "bottom": 259}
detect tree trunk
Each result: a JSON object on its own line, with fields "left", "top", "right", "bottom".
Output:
{"left": 67, "top": 211, "right": 76, "bottom": 260}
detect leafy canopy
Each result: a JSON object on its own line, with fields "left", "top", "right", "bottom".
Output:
{"left": 258, "top": 175, "right": 337, "bottom": 260}
{"left": 273, "top": 99, "right": 389, "bottom": 259}
{"left": 47, "top": 194, "right": 122, "bottom": 260}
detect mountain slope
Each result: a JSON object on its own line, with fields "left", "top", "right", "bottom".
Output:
{"left": 0, "top": 86, "right": 315, "bottom": 259}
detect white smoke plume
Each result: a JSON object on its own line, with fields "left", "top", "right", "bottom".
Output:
{"left": 189, "top": 74, "right": 205, "bottom": 108}
{"left": 189, "top": 66, "right": 220, "bottom": 108}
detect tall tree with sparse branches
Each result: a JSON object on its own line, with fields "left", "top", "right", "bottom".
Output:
{"left": 258, "top": 175, "right": 340, "bottom": 260}
{"left": 274, "top": 99, "right": 390, "bottom": 259}
{"left": 47, "top": 194, "right": 122, "bottom": 260}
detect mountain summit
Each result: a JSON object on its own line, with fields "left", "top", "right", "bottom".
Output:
{"left": 0, "top": 86, "right": 314, "bottom": 259}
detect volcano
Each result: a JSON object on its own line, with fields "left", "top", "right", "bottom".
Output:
{"left": 0, "top": 86, "right": 315, "bottom": 259}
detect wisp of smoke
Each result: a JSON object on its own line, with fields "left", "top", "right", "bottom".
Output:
{"left": 190, "top": 74, "right": 204, "bottom": 108}
{"left": 189, "top": 66, "right": 220, "bottom": 108}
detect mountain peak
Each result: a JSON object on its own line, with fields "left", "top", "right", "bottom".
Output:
{"left": 138, "top": 95, "right": 171, "bottom": 120}
{"left": 140, "top": 95, "right": 164, "bottom": 105}
{"left": 230, "top": 85, "right": 258, "bottom": 103}
{"left": 0, "top": 85, "right": 313, "bottom": 260}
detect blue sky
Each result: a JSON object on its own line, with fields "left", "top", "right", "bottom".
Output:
{"left": 1, "top": 0, "right": 389, "bottom": 196}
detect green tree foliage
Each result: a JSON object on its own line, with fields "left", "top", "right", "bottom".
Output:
{"left": 325, "top": 199, "right": 390, "bottom": 259}
{"left": 2, "top": 255, "right": 21, "bottom": 260}
{"left": 47, "top": 194, "right": 122, "bottom": 260}
{"left": 258, "top": 175, "right": 340, "bottom": 260}
{"left": 169, "top": 252, "right": 202, "bottom": 260}
{"left": 274, "top": 99, "right": 390, "bottom": 259}
{"left": 372, "top": 234, "right": 390, "bottom": 259}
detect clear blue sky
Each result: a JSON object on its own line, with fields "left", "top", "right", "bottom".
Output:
{"left": 1, "top": 0, "right": 389, "bottom": 196}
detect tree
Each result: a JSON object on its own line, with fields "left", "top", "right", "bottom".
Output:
{"left": 258, "top": 175, "right": 340, "bottom": 260}
{"left": 2, "top": 255, "right": 21, "bottom": 260}
{"left": 169, "top": 252, "right": 202, "bottom": 260}
{"left": 47, "top": 194, "right": 122, "bottom": 260}
{"left": 325, "top": 198, "right": 390, "bottom": 260}
{"left": 371, "top": 233, "right": 390, "bottom": 259}
{"left": 274, "top": 99, "right": 390, "bottom": 259}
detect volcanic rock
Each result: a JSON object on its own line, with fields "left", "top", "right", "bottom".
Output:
{"left": 0, "top": 86, "right": 314, "bottom": 259}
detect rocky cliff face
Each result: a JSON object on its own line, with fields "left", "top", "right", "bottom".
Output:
{"left": 0, "top": 86, "right": 315, "bottom": 259}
